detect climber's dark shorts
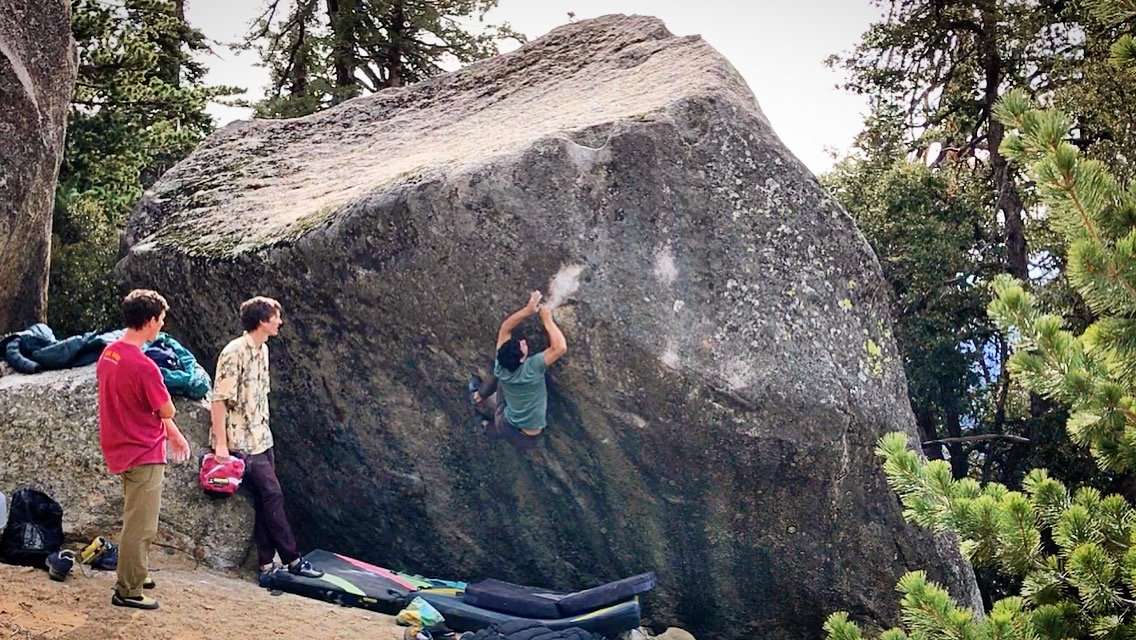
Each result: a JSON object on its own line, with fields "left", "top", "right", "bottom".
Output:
{"left": 474, "top": 388, "right": 541, "bottom": 452}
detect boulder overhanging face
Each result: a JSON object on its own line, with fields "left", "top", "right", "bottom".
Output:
{"left": 120, "top": 15, "right": 979, "bottom": 638}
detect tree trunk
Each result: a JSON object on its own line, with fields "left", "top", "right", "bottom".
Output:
{"left": 289, "top": 21, "right": 309, "bottom": 97}
{"left": 979, "top": 1, "right": 1046, "bottom": 484}
{"left": 155, "top": 0, "right": 184, "bottom": 87}
{"left": 915, "top": 405, "right": 944, "bottom": 460}
{"left": 385, "top": 1, "right": 405, "bottom": 88}
{"left": 326, "top": 0, "right": 357, "bottom": 103}
{"left": 944, "top": 404, "right": 969, "bottom": 478}
{"left": 979, "top": 0, "right": 1029, "bottom": 281}
{"left": 990, "top": 120, "right": 1029, "bottom": 281}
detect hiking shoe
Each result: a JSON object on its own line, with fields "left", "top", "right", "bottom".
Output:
{"left": 257, "top": 566, "right": 277, "bottom": 588}
{"left": 111, "top": 591, "right": 159, "bottom": 610}
{"left": 45, "top": 550, "right": 75, "bottom": 582}
{"left": 287, "top": 558, "right": 324, "bottom": 579}
{"left": 143, "top": 576, "right": 156, "bottom": 590}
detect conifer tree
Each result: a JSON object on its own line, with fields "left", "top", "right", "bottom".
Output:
{"left": 826, "top": 2, "right": 1136, "bottom": 636}
{"left": 827, "top": 0, "right": 1136, "bottom": 479}
{"left": 823, "top": 115, "right": 1012, "bottom": 479}
{"left": 826, "top": 435, "right": 1136, "bottom": 638}
{"left": 243, "top": 0, "right": 522, "bottom": 118}
{"left": 987, "top": 55, "right": 1136, "bottom": 472}
{"left": 50, "top": 0, "right": 240, "bottom": 333}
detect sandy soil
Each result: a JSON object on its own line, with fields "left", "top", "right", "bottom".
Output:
{"left": 0, "top": 552, "right": 404, "bottom": 640}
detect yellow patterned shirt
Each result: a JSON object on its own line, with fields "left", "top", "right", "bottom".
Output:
{"left": 210, "top": 334, "right": 274, "bottom": 455}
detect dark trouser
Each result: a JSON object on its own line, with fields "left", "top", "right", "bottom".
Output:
{"left": 473, "top": 375, "right": 540, "bottom": 452}
{"left": 241, "top": 448, "right": 300, "bottom": 567}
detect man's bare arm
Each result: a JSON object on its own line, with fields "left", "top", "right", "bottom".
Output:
{"left": 496, "top": 291, "right": 543, "bottom": 348}
{"left": 163, "top": 417, "right": 191, "bottom": 463}
{"left": 210, "top": 401, "right": 230, "bottom": 458}
{"left": 539, "top": 306, "right": 567, "bottom": 366}
{"left": 157, "top": 400, "right": 176, "bottom": 419}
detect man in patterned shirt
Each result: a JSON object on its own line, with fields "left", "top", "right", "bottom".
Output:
{"left": 209, "top": 296, "right": 323, "bottom": 583}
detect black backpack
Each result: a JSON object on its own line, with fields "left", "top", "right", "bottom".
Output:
{"left": 0, "top": 488, "right": 63, "bottom": 566}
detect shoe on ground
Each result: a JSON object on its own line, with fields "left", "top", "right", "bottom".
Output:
{"left": 143, "top": 576, "right": 156, "bottom": 589}
{"left": 257, "top": 566, "right": 277, "bottom": 588}
{"left": 288, "top": 558, "right": 324, "bottom": 579}
{"left": 45, "top": 550, "right": 75, "bottom": 582}
{"left": 111, "top": 591, "right": 159, "bottom": 610}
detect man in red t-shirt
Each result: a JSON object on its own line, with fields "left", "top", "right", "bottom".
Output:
{"left": 97, "top": 289, "right": 190, "bottom": 610}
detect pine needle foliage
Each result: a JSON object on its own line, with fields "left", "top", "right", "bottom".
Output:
{"left": 829, "top": 60, "right": 1136, "bottom": 625}
{"left": 986, "top": 81, "right": 1136, "bottom": 472}
{"left": 826, "top": 433, "right": 1136, "bottom": 638}
{"left": 830, "top": 21, "right": 1136, "bottom": 621}
{"left": 49, "top": 0, "right": 240, "bottom": 333}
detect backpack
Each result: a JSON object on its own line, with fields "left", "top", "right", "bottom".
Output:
{"left": 0, "top": 488, "right": 63, "bottom": 566}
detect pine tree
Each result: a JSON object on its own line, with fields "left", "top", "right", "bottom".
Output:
{"left": 243, "top": 0, "right": 522, "bottom": 118}
{"left": 826, "top": 434, "right": 1136, "bottom": 638}
{"left": 987, "top": 101, "right": 1136, "bottom": 471}
{"left": 49, "top": 0, "right": 240, "bottom": 333}
{"left": 1095, "top": 1, "right": 1136, "bottom": 72}
{"left": 827, "top": 0, "right": 1136, "bottom": 480}
{"left": 826, "top": 2, "right": 1136, "bottom": 636}
{"left": 823, "top": 120, "right": 1013, "bottom": 479}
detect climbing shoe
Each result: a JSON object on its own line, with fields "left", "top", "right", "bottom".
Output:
{"left": 111, "top": 591, "right": 159, "bottom": 610}
{"left": 78, "top": 536, "right": 110, "bottom": 565}
{"left": 45, "top": 550, "right": 75, "bottom": 582}
{"left": 287, "top": 557, "right": 324, "bottom": 579}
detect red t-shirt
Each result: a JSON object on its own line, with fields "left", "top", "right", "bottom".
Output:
{"left": 97, "top": 340, "right": 170, "bottom": 474}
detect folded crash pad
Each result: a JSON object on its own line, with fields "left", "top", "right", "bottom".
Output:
{"left": 416, "top": 588, "right": 643, "bottom": 637}
{"left": 462, "top": 573, "right": 657, "bottom": 619}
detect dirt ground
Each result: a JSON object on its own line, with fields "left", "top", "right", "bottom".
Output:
{"left": 0, "top": 552, "right": 404, "bottom": 640}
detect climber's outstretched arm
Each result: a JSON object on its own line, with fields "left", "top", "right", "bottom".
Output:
{"left": 496, "top": 290, "right": 542, "bottom": 348}
{"left": 540, "top": 305, "right": 567, "bottom": 366}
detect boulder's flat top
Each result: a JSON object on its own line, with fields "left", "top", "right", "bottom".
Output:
{"left": 0, "top": 364, "right": 96, "bottom": 391}
{"left": 137, "top": 14, "right": 758, "bottom": 254}
{"left": 0, "top": 557, "right": 401, "bottom": 640}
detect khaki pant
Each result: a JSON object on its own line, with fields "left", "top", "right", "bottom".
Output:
{"left": 116, "top": 464, "right": 165, "bottom": 597}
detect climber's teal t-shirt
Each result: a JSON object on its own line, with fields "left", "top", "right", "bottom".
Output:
{"left": 493, "top": 352, "right": 549, "bottom": 430}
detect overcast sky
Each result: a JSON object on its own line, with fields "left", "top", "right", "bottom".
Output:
{"left": 187, "top": 0, "right": 885, "bottom": 174}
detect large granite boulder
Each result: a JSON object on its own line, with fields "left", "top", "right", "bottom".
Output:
{"left": 0, "top": 366, "right": 253, "bottom": 569}
{"left": 0, "top": 0, "right": 76, "bottom": 334}
{"left": 118, "top": 14, "right": 980, "bottom": 638}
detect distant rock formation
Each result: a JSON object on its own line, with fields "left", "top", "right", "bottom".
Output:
{"left": 0, "top": 0, "right": 76, "bottom": 333}
{"left": 119, "top": 14, "right": 979, "bottom": 638}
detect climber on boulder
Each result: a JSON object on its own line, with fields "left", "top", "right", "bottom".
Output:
{"left": 470, "top": 290, "right": 567, "bottom": 439}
